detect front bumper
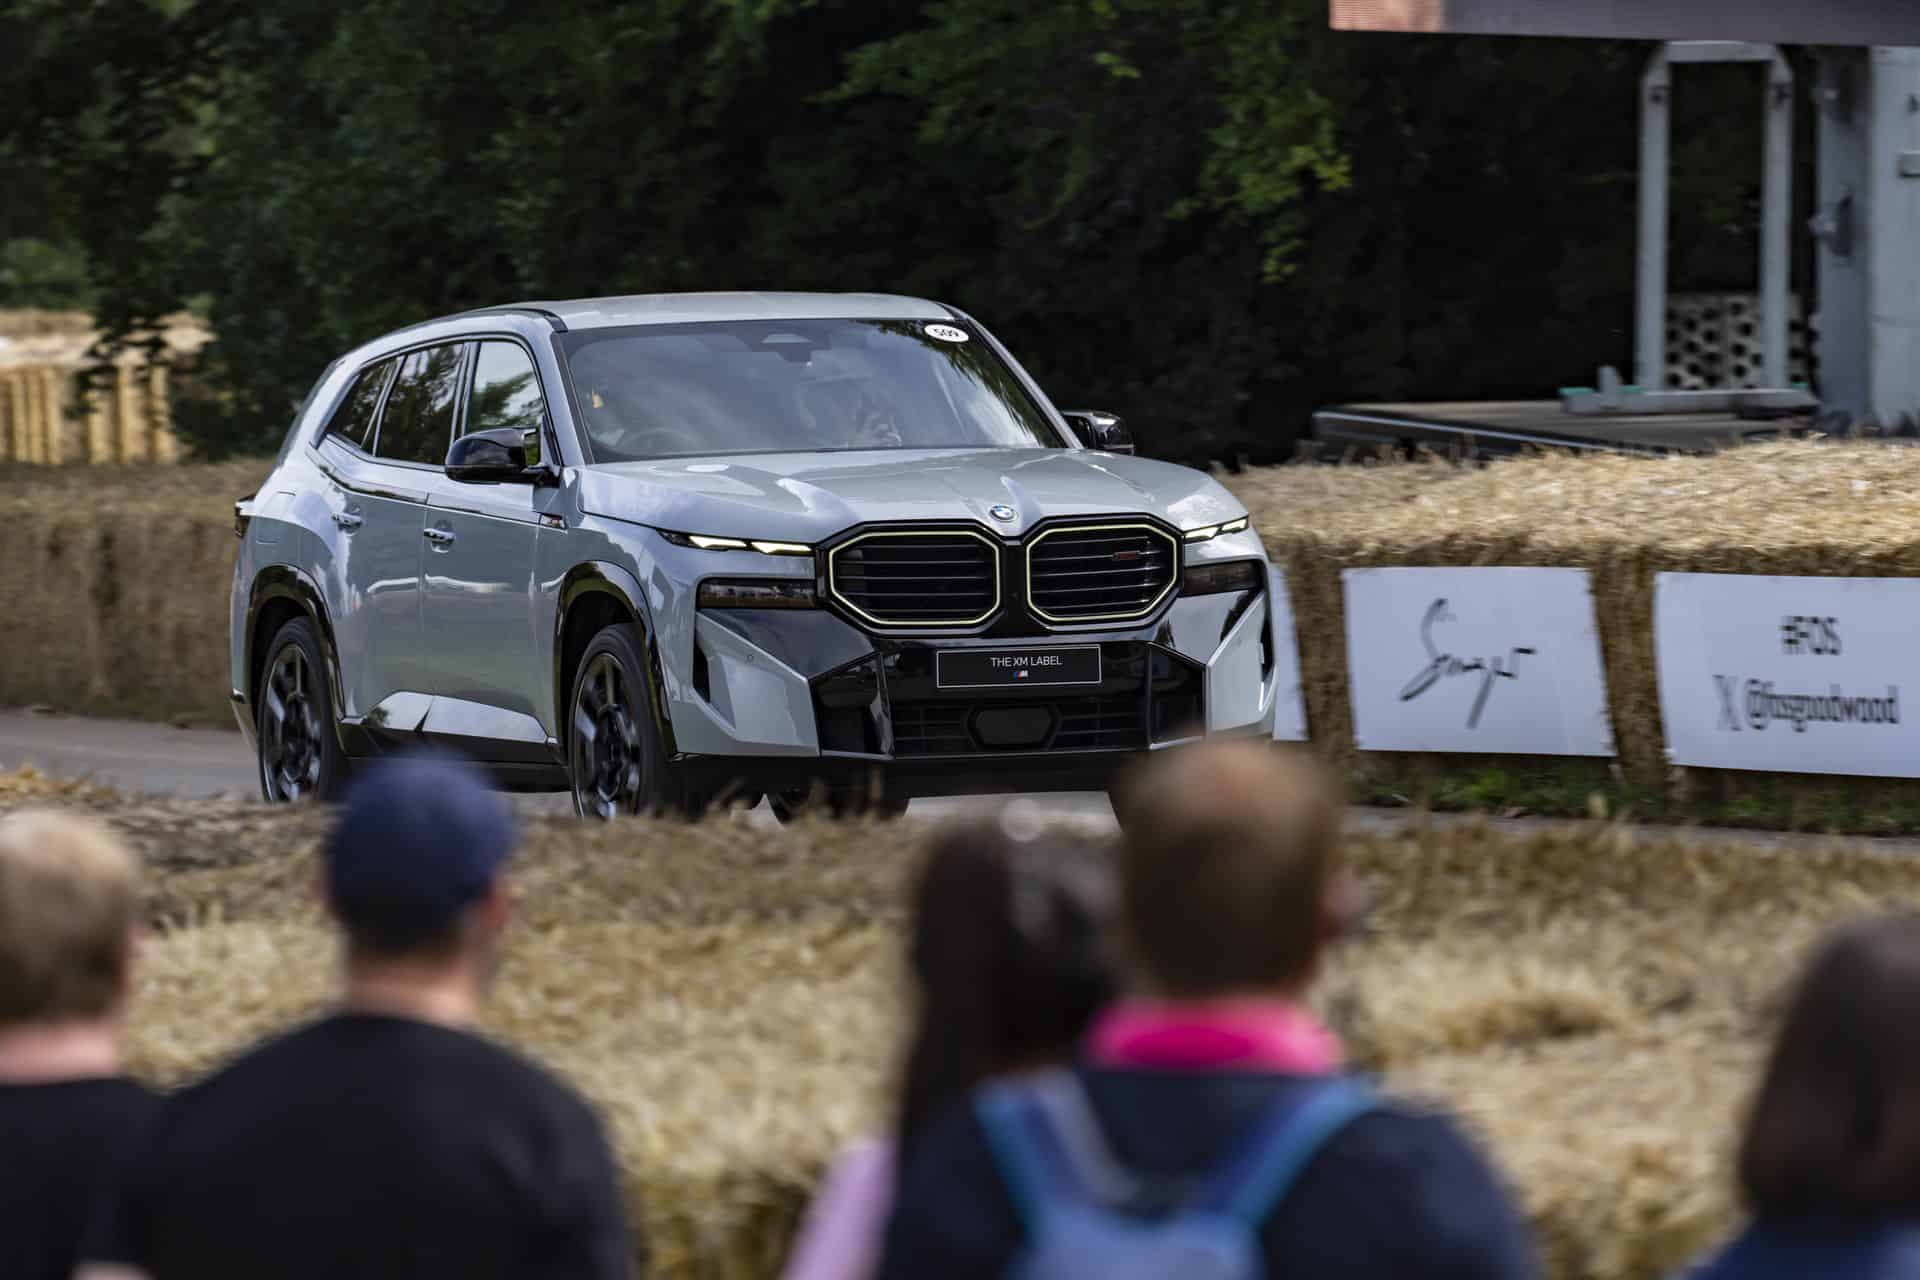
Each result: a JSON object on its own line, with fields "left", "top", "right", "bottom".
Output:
{"left": 662, "top": 579, "right": 1283, "bottom": 800}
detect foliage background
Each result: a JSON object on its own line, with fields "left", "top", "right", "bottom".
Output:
{"left": 0, "top": 0, "right": 1790, "bottom": 463}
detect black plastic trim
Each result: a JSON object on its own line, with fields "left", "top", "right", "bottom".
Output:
{"left": 454, "top": 305, "right": 570, "bottom": 333}
{"left": 552, "top": 562, "right": 679, "bottom": 756}
{"left": 673, "top": 749, "right": 1142, "bottom": 800}
{"left": 677, "top": 717, "right": 1269, "bottom": 800}
{"left": 244, "top": 565, "right": 349, "bottom": 755}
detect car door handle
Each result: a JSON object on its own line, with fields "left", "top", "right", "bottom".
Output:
{"left": 332, "top": 511, "right": 363, "bottom": 532}
{"left": 423, "top": 527, "right": 455, "bottom": 546}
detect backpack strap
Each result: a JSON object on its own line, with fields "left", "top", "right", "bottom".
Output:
{"left": 1201, "top": 1076, "right": 1379, "bottom": 1228}
{"left": 976, "top": 1070, "right": 1141, "bottom": 1233}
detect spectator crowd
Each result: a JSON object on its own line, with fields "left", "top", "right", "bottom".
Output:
{"left": 2, "top": 741, "right": 1915, "bottom": 1279}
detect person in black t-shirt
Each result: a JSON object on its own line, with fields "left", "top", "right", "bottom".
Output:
{"left": 79, "top": 750, "right": 640, "bottom": 1280}
{"left": 0, "top": 810, "right": 159, "bottom": 1280}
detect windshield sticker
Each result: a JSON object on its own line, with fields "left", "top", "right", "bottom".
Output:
{"left": 924, "top": 323, "right": 969, "bottom": 343}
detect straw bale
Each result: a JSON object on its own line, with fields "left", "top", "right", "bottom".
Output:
{"left": 0, "top": 309, "right": 210, "bottom": 366}
{"left": 0, "top": 460, "right": 265, "bottom": 723}
{"left": 126, "top": 913, "right": 899, "bottom": 1280}
{"left": 3, "top": 776, "right": 1889, "bottom": 1279}
{"left": 1402, "top": 1031, "right": 1752, "bottom": 1280}
{"left": 8, "top": 441, "right": 1920, "bottom": 791}
{"left": 1230, "top": 442, "right": 1920, "bottom": 787}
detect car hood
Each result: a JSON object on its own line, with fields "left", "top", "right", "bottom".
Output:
{"left": 575, "top": 448, "right": 1244, "bottom": 542}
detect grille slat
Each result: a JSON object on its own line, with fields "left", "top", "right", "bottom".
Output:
{"left": 1032, "top": 532, "right": 1156, "bottom": 548}
{"left": 829, "top": 530, "right": 999, "bottom": 626}
{"left": 1027, "top": 563, "right": 1169, "bottom": 580}
{"left": 1036, "top": 552, "right": 1167, "bottom": 564}
{"left": 834, "top": 574, "right": 991, "bottom": 586}
{"left": 1037, "top": 583, "right": 1163, "bottom": 596}
{"left": 1027, "top": 524, "right": 1177, "bottom": 623}
{"left": 891, "top": 694, "right": 1148, "bottom": 756}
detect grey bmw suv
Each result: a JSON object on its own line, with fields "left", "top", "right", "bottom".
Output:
{"left": 230, "top": 293, "right": 1285, "bottom": 818}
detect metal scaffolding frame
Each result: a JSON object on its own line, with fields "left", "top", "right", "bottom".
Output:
{"left": 1326, "top": 5, "right": 1920, "bottom": 430}
{"left": 1636, "top": 43, "right": 1794, "bottom": 394}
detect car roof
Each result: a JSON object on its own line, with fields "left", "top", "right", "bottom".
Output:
{"left": 495, "top": 291, "right": 954, "bottom": 330}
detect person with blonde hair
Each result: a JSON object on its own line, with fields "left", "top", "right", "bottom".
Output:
{"left": 0, "top": 810, "right": 157, "bottom": 1280}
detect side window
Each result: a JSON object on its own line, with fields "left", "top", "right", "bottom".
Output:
{"left": 324, "top": 360, "right": 394, "bottom": 452}
{"left": 375, "top": 343, "right": 467, "bottom": 466}
{"left": 463, "top": 341, "right": 546, "bottom": 461}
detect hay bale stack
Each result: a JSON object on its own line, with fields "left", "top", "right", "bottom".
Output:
{"left": 6, "top": 770, "right": 1917, "bottom": 1279}
{"left": 0, "top": 460, "right": 268, "bottom": 722}
{"left": 1231, "top": 442, "right": 1920, "bottom": 785}
{"left": 1, "top": 441, "right": 1913, "bottom": 763}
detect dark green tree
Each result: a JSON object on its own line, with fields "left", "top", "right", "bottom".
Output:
{"left": 2, "top": 0, "right": 1777, "bottom": 463}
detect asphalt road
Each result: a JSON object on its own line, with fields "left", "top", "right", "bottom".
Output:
{"left": 0, "top": 707, "right": 1115, "bottom": 825}
{"left": 9, "top": 707, "right": 1920, "bottom": 854}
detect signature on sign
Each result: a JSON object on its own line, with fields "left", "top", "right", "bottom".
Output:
{"left": 1397, "top": 598, "right": 1536, "bottom": 729}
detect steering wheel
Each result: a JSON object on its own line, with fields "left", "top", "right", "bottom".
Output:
{"left": 607, "top": 423, "right": 707, "bottom": 457}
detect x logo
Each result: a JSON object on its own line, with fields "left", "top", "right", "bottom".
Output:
{"left": 1714, "top": 675, "right": 1741, "bottom": 731}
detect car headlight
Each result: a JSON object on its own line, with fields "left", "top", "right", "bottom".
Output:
{"left": 661, "top": 529, "right": 814, "bottom": 556}
{"left": 1182, "top": 515, "right": 1250, "bottom": 543}
{"left": 696, "top": 579, "right": 818, "bottom": 609}
{"left": 1181, "top": 560, "right": 1261, "bottom": 596}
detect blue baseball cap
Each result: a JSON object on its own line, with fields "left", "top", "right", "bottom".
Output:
{"left": 325, "top": 750, "right": 518, "bottom": 939}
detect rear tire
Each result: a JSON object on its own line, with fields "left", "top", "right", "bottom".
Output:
{"left": 256, "top": 617, "right": 350, "bottom": 804}
{"left": 568, "top": 623, "right": 705, "bottom": 819}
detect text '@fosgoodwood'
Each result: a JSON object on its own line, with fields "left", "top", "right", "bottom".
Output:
{"left": 1714, "top": 677, "right": 1901, "bottom": 733}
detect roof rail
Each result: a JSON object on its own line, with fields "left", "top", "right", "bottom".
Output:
{"left": 453, "top": 305, "right": 570, "bottom": 333}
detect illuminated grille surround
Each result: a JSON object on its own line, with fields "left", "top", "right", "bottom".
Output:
{"left": 1024, "top": 521, "right": 1181, "bottom": 626}
{"left": 825, "top": 527, "right": 1003, "bottom": 629}
{"left": 821, "top": 518, "right": 1187, "bottom": 633}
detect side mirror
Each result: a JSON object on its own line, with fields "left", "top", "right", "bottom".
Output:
{"left": 1061, "top": 410, "right": 1134, "bottom": 455}
{"left": 446, "top": 427, "right": 530, "bottom": 483}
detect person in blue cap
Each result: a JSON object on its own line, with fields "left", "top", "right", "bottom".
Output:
{"left": 77, "top": 750, "right": 640, "bottom": 1280}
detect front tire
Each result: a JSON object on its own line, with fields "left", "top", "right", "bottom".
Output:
{"left": 256, "top": 617, "right": 350, "bottom": 804}
{"left": 568, "top": 623, "right": 703, "bottom": 819}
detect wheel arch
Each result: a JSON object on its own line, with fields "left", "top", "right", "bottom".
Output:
{"left": 553, "top": 561, "right": 678, "bottom": 755}
{"left": 246, "top": 565, "right": 348, "bottom": 749}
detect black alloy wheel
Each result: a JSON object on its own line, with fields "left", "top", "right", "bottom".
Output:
{"left": 256, "top": 617, "right": 349, "bottom": 803}
{"left": 569, "top": 623, "right": 702, "bottom": 819}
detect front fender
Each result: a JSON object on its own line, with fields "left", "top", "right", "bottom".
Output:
{"left": 243, "top": 564, "right": 347, "bottom": 751}
{"left": 550, "top": 559, "right": 675, "bottom": 749}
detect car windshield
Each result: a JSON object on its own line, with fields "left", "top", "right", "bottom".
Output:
{"left": 557, "top": 319, "right": 1066, "bottom": 460}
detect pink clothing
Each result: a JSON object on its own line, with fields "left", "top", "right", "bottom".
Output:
{"left": 781, "top": 1137, "right": 895, "bottom": 1280}
{"left": 1086, "top": 998, "right": 1345, "bottom": 1073}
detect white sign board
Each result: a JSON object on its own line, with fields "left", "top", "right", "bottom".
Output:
{"left": 1270, "top": 567, "right": 1308, "bottom": 742}
{"left": 1343, "top": 567, "right": 1614, "bottom": 755}
{"left": 1656, "top": 573, "right": 1917, "bottom": 777}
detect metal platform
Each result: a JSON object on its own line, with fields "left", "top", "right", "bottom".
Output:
{"left": 1311, "top": 400, "right": 1818, "bottom": 459}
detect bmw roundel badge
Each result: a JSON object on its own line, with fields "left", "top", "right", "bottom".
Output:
{"left": 989, "top": 504, "right": 1017, "bottom": 523}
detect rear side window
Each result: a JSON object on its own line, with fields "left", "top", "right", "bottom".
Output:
{"left": 376, "top": 343, "right": 467, "bottom": 465}
{"left": 324, "top": 360, "right": 394, "bottom": 452}
{"left": 463, "top": 341, "right": 545, "bottom": 439}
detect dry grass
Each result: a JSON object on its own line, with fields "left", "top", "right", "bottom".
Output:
{"left": 4, "top": 765, "right": 1917, "bottom": 1278}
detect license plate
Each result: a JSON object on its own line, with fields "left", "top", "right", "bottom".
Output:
{"left": 935, "top": 646, "right": 1102, "bottom": 690}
